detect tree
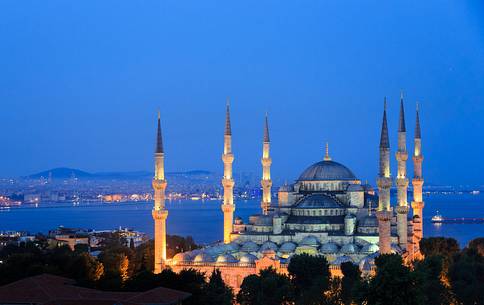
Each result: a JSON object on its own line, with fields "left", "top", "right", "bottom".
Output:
{"left": 74, "top": 243, "right": 89, "bottom": 253}
{"left": 448, "top": 248, "right": 484, "bottom": 305}
{"left": 288, "top": 254, "right": 330, "bottom": 305}
{"left": 340, "top": 261, "right": 360, "bottom": 305}
{"left": 468, "top": 238, "right": 484, "bottom": 256}
{"left": 237, "top": 268, "right": 294, "bottom": 305}
{"left": 365, "top": 254, "right": 424, "bottom": 305}
{"left": 171, "top": 269, "right": 205, "bottom": 305}
{"left": 420, "top": 237, "right": 460, "bottom": 268}
{"left": 413, "top": 255, "right": 450, "bottom": 305}
{"left": 70, "top": 252, "right": 104, "bottom": 285}
{"left": 202, "top": 269, "right": 234, "bottom": 305}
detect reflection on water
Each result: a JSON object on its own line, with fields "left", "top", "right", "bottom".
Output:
{"left": 0, "top": 194, "right": 483, "bottom": 247}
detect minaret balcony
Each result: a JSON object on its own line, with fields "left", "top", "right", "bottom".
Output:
{"left": 222, "top": 153, "right": 234, "bottom": 163}
{"left": 411, "top": 201, "right": 425, "bottom": 210}
{"left": 261, "top": 158, "right": 272, "bottom": 167}
{"left": 396, "top": 178, "right": 409, "bottom": 187}
{"left": 261, "top": 180, "right": 272, "bottom": 188}
{"left": 152, "top": 179, "right": 167, "bottom": 190}
{"left": 396, "top": 205, "right": 409, "bottom": 214}
{"left": 377, "top": 177, "right": 392, "bottom": 188}
{"left": 222, "top": 179, "right": 235, "bottom": 188}
{"left": 152, "top": 209, "right": 168, "bottom": 220}
{"left": 221, "top": 204, "right": 235, "bottom": 213}
{"left": 395, "top": 151, "right": 408, "bottom": 161}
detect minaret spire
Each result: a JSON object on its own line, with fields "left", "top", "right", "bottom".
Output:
{"left": 225, "top": 99, "right": 232, "bottom": 136}
{"left": 221, "top": 102, "right": 235, "bottom": 243}
{"left": 263, "top": 113, "right": 270, "bottom": 143}
{"left": 152, "top": 112, "right": 168, "bottom": 274}
{"left": 261, "top": 114, "right": 272, "bottom": 215}
{"left": 412, "top": 102, "right": 424, "bottom": 258}
{"left": 396, "top": 94, "right": 409, "bottom": 251}
{"left": 398, "top": 93, "right": 406, "bottom": 132}
{"left": 379, "top": 98, "right": 390, "bottom": 149}
{"left": 156, "top": 111, "right": 164, "bottom": 154}
{"left": 376, "top": 97, "right": 392, "bottom": 255}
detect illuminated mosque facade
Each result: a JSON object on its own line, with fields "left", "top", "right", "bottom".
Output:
{"left": 152, "top": 95, "right": 425, "bottom": 289}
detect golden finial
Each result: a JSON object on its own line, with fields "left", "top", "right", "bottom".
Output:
{"left": 324, "top": 142, "right": 331, "bottom": 161}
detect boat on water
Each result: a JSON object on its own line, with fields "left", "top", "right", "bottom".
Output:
{"left": 431, "top": 212, "right": 484, "bottom": 224}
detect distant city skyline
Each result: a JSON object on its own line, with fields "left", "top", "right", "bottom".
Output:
{"left": 0, "top": 1, "right": 483, "bottom": 185}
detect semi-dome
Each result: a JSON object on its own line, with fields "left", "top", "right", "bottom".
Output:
{"left": 320, "top": 242, "right": 339, "bottom": 253}
{"left": 216, "top": 254, "right": 238, "bottom": 264}
{"left": 295, "top": 194, "right": 342, "bottom": 209}
{"left": 239, "top": 253, "right": 258, "bottom": 264}
{"left": 240, "top": 241, "right": 259, "bottom": 252}
{"left": 194, "top": 252, "right": 214, "bottom": 263}
{"left": 298, "top": 160, "right": 357, "bottom": 181}
{"left": 299, "top": 235, "right": 320, "bottom": 247}
{"left": 361, "top": 244, "right": 379, "bottom": 254}
{"left": 260, "top": 241, "right": 279, "bottom": 252}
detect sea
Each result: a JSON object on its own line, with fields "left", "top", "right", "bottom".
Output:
{"left": 0, "top": 193, "right": 483, "bottom": 248}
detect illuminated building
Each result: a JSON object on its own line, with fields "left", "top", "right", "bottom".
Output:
{"left": 164, "top": 98, "right": 424, "bottom": 289}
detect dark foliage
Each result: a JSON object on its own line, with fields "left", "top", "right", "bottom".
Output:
{"left": 288, "top": 253, "right": 330, "bottom": 305}
{"left": 237, "top": 268, "right": 294, "bottom": 305}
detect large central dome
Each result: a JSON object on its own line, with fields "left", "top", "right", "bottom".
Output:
{"left": 298, "top": 160, "right": 356, "bottom": 181}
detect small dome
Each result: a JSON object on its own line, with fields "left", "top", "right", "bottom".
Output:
{"left": 173, "top": 252, "right": 191, "bottom": 262}
{"left": 299, "top": 235, "right": 320, "bottom": 247}
{"left": 298, "top": 160, "right": 357, "bottom": 181}
{"left": 193, "top": 252, "right": 214, "bottom": 263}
{"left": 241, "top": 241, "right": 259, "bottom": 252}
{"left": 320, "top": 242, "right": 339, "bottom": 253}
{"left": 279, "top": 242, "right": 297, "bottom": 253}
{"left": 332, "top": 255, "right": 354, "bottom": 265}
{"left": 239, "top": 253, "right": 258, "bottom": 264}
{"left": 295, "top": 194, "right": 342, "bottom": 209}
{"left": 340, "top": 243, "right": 358, "bottom": 254}
{"left": 205, "top": 245, "right": 225, "bottom": 256}
{"left": 295, "top": 245, "right": 319, "bottom": 255}
{"left": 224, "top": 242, "right": 240, "bottom": 252}
{"left": 361, "top": 244, "right": 379, "bottom": 254}
{"left": 216, "top": 254, "right": 238, "bottom": 264}
{"left": 260, "top": 241, "right": 279, "bottom": 252}
{"left": 359, "top": 215, "right": 378, "bottom": 227}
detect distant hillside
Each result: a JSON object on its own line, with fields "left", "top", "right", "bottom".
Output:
{"left": 27, "top": 168, "right": 214, "bottom": 180}
{"left": 28, "top": 167, "right": 93, "bottom": 179}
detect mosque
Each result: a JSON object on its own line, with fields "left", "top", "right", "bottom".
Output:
{"left": 150, "top": 95, "right": 425, "bottom": 289}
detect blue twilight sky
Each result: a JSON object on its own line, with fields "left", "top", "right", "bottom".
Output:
{"left": 0, "top": 1, "right": 483, "bottom": 185}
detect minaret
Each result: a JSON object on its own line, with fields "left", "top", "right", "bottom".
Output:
{"left": 260, "top": 114, "right": 272, "bottom": 215}
{"left": 411, "top": 103, "right": 424, "bottom": 254}
{"left": 376, "top": 98, "right": 392, "bottom": 254}
{"left": 221, "top": 102, "right": 235, "bottom": 243}
{"left": 152, "top": 112, "right": 168, "bottom": 274}
{"left": 395, "top": 93, "right": 409, "bottom": 250}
